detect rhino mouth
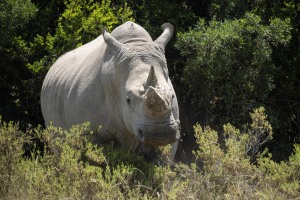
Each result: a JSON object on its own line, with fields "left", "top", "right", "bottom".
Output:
{"left": 136, "top": 117, "right": 180, "bottom": 146}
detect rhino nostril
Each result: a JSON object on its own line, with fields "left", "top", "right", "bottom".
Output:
{"left": 137, "top": 129, "right": 144, "bottom": 142}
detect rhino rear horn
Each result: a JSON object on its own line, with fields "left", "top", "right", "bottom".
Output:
{"left": 154, "top": 23, "right": 174, "bottom": 50}
{"left": 144, "top": 66, "right": 158, "bottom": 90}
{"left": 103, "top": 30, "right": 125, "bottom": 53}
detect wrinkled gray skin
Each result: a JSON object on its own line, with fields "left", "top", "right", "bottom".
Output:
{"left": 41, "top": 21, "right": 180, "bottom": 161}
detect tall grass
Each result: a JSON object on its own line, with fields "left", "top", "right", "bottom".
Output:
{"left": 0, "top": 108, "right": 299, "bottom": 199}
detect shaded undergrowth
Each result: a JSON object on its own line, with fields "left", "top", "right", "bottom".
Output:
{"left": 0, "top": 107, "right": 299, "bottom": 199}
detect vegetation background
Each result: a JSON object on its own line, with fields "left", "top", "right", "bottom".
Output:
{"left": 0, "top": 0, "right": 300, "bottom": 199}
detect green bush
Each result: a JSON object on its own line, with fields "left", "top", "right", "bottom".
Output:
{"left": 27, "top": 0, "right": 134, "bottom": 75}
{"left": 175, "top": 13, "right": 291, "bottom": 126}
{"left": 0, "top": 108, "right": 299, "bottom": 199}
{"left": 0, "top": 120, "right": 173, "bottom": 199}
{"left": 0, "top": 0, "right": 134, "bottom": 126}
{"left": 0, "top": 0, "right": 38, "bottom": 125}
{"left": 179, "top": 107, "right": 299, "bottom": 199}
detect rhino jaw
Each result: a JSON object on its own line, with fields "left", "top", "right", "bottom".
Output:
{"left": 136, "top": 117, "right": 180, "bottom": 146}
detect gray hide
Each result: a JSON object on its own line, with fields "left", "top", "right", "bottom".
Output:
{"left": 41, "top": 21, "right": 180, "bottom": 161}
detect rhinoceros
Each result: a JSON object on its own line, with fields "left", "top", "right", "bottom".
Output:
{"left": 41, "top": 21, "right": 180, "bottom": 161}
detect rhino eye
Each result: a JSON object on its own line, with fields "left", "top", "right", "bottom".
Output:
{"left": 126, "top": 97, "right": 131, "bottom": 104}
{"left": 172, "top": 94, "right": 175, "bottom": 99}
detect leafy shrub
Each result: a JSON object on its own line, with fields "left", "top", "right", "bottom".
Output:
{"left": 0, "top": 0, "right": 37, "bottom": 46}
{"left": 191, "top": 107, "right": 299, "bottom": 199}
{"left": 0, "top": 120, "right": 173, "bottom": 199}
{"left": 175, "top": 13, "right": 291, "bottom": 127}
{"left": 49, "top": 0, "right": 133, "bottom": 55}
{"left": 0, "top": 0, "right": 38, "bottom": 126}
{"left": 27, "top": 0, "right": 134, "bottom": 74}
{"left": 0, "top": 108, "right": 299, "bottom": 199}
{"left": 0, "top": 0, "right": 134, "bottom": 127}
{"left": 0, "top": 119, "right": 29, "bottom": 197}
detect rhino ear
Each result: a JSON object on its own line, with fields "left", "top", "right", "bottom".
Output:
{"left": 154, "top": 23, "right": 174, "bottom": 50}
{"left": 102, "top": 30, "right": 125, "bottom": 53}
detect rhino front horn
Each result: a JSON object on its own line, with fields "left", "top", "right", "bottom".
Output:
{"left": 144, "top": 86, "right": 171, "bottom": 119}
{"left": 154, "top": 23, "right": 174, "bottom": 49}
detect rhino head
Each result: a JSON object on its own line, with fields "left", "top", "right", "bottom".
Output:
{"left": 102, "top": 22, "right": 180, "bottom": 147}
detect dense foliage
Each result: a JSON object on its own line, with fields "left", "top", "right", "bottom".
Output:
{"left": 0, "top": 0, "right": 38, "bottom": 124}
{"left": 174, "top": 0, "right": 300, "bottom": 159}
{"left": 176, "top": 13, "right": 291, "bottom": 126}
{"left": 0, "top": 0, "right": 133, "bottom": 127}
{"left": 0, "top": 109, "right": 299, "bottom": 199}
{"left": 0, "top": 1, "right": 300, "bottom": 197}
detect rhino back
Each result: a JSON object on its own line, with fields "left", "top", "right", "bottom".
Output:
{"left": 41, "top": 36, "right": 107, "bottom": 129}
